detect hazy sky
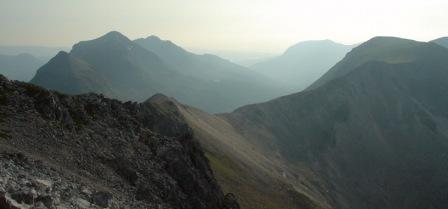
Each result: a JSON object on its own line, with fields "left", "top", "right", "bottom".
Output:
{"left": 1, "top": 0, "right": 447, "bottom": 53}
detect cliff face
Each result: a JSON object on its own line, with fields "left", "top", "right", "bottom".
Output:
{"left": 0, "top": 75, "right": 238, "bottom": 209}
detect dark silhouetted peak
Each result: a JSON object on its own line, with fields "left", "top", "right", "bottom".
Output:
{"left": 134, "top": 35, "right": 187, "bottom": 54}
{"left": 53, "top": 51, "right": 70, "bottom": 59}
{"left": 41, "top": 51, "right": 71, "bottom": 67}
{"left": 146, "top": 35, "right": 162, "bottom": 41}
{"left": 146, "top": 93, "right": 172, "bottom": 103}
{"left": 70, "top": 31, "right": 134, "bottom": 57}
{"left": 145, "top": 93, "right": 182, "bottom": 111}
{"left": 99, "top": 31, "right": 130, "bottom": 42}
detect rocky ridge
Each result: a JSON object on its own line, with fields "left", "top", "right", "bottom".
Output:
{"left": 0, "top": 74, "right": 239, "bottom": 209}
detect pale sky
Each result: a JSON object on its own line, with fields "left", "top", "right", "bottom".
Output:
{"left": 1, "top": 0, "right": 448, "bottom": 54}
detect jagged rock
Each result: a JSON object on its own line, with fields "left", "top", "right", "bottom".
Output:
{"left": 34, "top": 201, "right": 49, "bottom": 209}
{"left": 36, "top": 195, "right": 56, "bottom": 209}
{"left": 10, "top": 189, "right": 36, "bottom": 205}
{"left": 75, "top": 197, "right": 91, "bottom": 208}
{"left": 223, "top": 193, "right": 240, "bottom": 209}
{"left": 0, "top": 75, "right": 236, "bottom": 209}
{"left": 0, "top": 194, "right": 22, "bottom": 209}
{"left": 91, "top": 191, "right": 112, "bottom": 208}
{"left": 33, "top": 179, "right": 52, "bottom": 193}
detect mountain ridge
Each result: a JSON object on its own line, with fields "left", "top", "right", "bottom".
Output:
{"left": 307, "top": 36, "right": 447, "bottom": 90}
{"left": 0, "top": 74, "right": 240, "bottom": 209}
{"left": 222, "top": 37, "right": 448, "bottom": 209}
{"left": 31, "top": 31, "right": 287, "bottom": 113}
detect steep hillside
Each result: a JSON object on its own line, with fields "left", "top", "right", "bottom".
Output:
{"left": 140, "top": 37, "right": 448, "bottom": 209}
{"left": 252, "top": 40, "right": 352, "bottom": 92}
{"left": 226, "top": 38, "right": 448, "bottom": 209}
{"left": 136, "top": 37, "right": 448, "bottom": 209}
{"left": 31, "top": 51, "right": 113, "bottom": 95}
{"left": 0, "top": 75, "right": 239, "bottom": 209}
{"left": 145, "top": 94, "right": 330, "bottom": 209}
{"left": 308, "top": 37, "right": 439, "bottom": 90}
{"left": 0, "top": 53, "right": 43, "bottom": 81}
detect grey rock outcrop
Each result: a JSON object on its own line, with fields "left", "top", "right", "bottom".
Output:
{"left": 0, "top": 74, "right": 239, "bottom": 209}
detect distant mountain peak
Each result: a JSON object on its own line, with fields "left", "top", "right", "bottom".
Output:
{"left": 361, "top": 36, "right": 421, "bottom": 47}
{"left": 71, "top": 31, "right": 132, "bottom": 50}
{"left": 100, "top": 31, "right": 129, "bottom": 41}
{"left": 137, "top": 35, "right": 182, "bottom": 50}
{"left": 146, "top": 93, "right": 173, "bottom": 103}
{"left": 146, "top": 35, "right": 162, "bottom": 41}
{"left": 54, "top": 51, "right": 69, "bottom": 58}
{"left": 284, "top": 39, "right": 349, "bottom": 55}
{"left": 70, "top": 31, "right": 137, "bottom": 58}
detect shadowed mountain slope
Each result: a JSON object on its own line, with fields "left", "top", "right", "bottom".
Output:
{"left": 145, "top": 94, "right": 329, "bottom": 209}
{"left": 225, "top": 37, "right": 448, "bottom": 209}
{"left": 129, "top": 37, "right": 448, "bottom": 209}
{"left": 308, "top": 37, "right": 440, "bottom": 90}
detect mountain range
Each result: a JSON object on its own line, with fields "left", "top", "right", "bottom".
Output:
{"left": 0, "top": 45, "right": 65, "bottom": 62}
{"left": 251, "top": 40, "right": 353, "bottom": 92}
{"left": 2, "top": 33, "right": 448, "bottom": 209}
{"left": 31, "top": 31, "right": 286, "bottom": 113}
{"left": 0, "top": 53, "right": 43, "bottom": 81}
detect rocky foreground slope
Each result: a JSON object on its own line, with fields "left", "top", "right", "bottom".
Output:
{"left": 0, "top": 75, "right": 239, "bottom": 209}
